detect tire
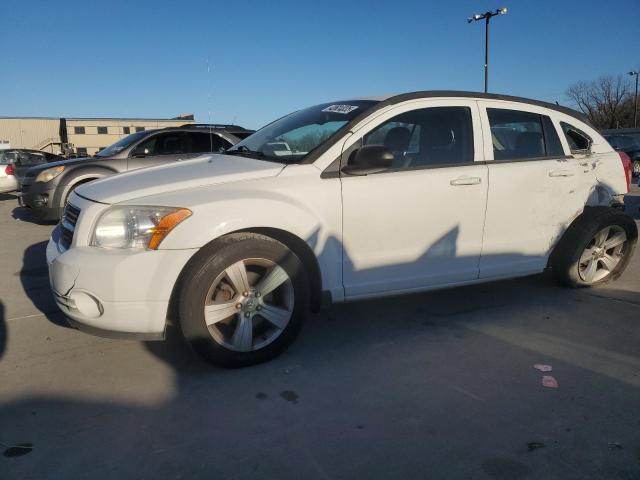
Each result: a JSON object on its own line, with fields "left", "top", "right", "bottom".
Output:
{"left": 633, "top": 160, "right": 640, "bottom": 177}
{"left": 550, "top": 207, "right": 638, "bottom": 288}
{"left": 178, "top": 233, "right": 309, "bottom": 367}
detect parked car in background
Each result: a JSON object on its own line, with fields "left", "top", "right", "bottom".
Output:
{"left": 0, "top": 157, "right": 17, "bottom": 194}
{"left": 20, "top": 124, "right": 253, "bottom": 221}
{"left": 602, "top": 130, "right": 640, "bottom": 177}
{"left": 0, "top": 149, "right": 64, "bottom": 193}
{"left": 46, "top": 91, "right": 636, "bottom": 368}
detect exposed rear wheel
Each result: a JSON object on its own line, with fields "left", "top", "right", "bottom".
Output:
{"left": 179, "top": 233, "right": 309, "bottom": 367}
{"left": 551, "top": 207, "right": 637, "bottom": 287}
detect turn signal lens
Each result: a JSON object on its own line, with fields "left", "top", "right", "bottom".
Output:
{"left": 148, "top": 209, "right": 192, "bottom": 250}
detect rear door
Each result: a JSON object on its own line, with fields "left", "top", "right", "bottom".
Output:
{"left": 478, "top": 102, "right": 594, "bottom": 278}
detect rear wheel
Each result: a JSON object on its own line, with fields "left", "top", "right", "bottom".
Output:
{"left": 178, "top": 233, "right": 309, "bottom": 367}
{"left": 551, "top": 208, "right": 637, "bottom": 287}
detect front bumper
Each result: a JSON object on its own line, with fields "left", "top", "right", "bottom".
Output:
{"left": 20, "top": 179, "right": 62, "bottom": 221}
{"left": 47, "top": 231, "right": 197, "bottom": 340}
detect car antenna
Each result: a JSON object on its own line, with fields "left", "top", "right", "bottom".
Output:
{"left": 206, "top": 57, "right": 214, "bottom": 155}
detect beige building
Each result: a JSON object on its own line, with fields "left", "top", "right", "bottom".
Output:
{"left": 0, "top": 117, "right": 60, "bottom": 153}
{"left": 0, "top": 115, "right": 195, "bottom": 156}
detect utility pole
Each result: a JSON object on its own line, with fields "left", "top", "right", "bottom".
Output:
{"left": 468, "top": 8, "right": 508, "bottom": 93}
{"left": 629, "top": 70, "right": 639, "bottom": 128}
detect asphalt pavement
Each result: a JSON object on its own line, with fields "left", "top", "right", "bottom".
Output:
{"left": 0, "top": 188, "right": 639, "bottom": 480}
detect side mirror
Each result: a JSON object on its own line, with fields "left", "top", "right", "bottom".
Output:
{"left": 131, "top": 146, "right": 150, "bottom": 157}
{"left": 341, "top": 145, "right": 394, "bottom": 176}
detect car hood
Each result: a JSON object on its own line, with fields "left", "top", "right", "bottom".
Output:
{"left": 75, "top": 154, "right": 286, "bottom": 204}
{"left": 25, "top": 156, "right": 102, "bottom": 173}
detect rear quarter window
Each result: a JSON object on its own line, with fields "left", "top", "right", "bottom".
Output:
{"left": 560, "top": 122, "right": 592, "bottom": 153}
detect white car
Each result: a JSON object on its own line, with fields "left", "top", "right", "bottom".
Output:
{"left": 47, "top": 91, "right": 637, "bottom": 367}
{"left": 0, "top": 158, "right": 18, "bottom": 194}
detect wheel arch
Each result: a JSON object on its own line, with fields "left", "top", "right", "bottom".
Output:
{"left": 167, "top": 227, "right": 325, "bottom": 328}
{"left": 239, "top": 227, "right": 324, "bottom": 312}
{"left": 56, "top": 167, "right": 117, "bottom": 208}
{"left": 548, "top": 205, "right": 638, "bottom": 269}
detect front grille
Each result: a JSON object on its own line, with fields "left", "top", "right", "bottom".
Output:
{"left": 60, "top": 203, "right": 81, "bottom": 251}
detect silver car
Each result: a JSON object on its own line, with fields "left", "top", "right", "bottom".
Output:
{"left": 0, "top": 149, "right": 64, "bottom": 193}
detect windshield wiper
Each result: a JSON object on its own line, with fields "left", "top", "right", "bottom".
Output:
{"left": 225, "top": 146, "right": 267, "bottom": 158}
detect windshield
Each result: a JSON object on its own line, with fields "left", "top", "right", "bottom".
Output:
{"left": 95, "top": 130, "right": 150, "bottom": 157}
{"left": 227, "top": 100, "right": 378, "bottom": 163}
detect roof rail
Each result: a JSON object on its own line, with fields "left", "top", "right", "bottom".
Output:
{"left": 180, "top": 123, "right": 248, "bottom": 130}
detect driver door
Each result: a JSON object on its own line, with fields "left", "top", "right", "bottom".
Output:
{"left": 340, "top": 100, "right": 488, "bottom": 299}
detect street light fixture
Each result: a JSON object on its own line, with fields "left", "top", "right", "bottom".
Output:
{"left": 629, "top": 70, "right": 639, "bottom": 128}
{"left": 467, "top": 7, "right": 508, "bottom": 93}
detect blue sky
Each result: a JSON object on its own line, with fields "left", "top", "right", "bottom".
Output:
{"left": 2, "top": 0, "right": 638, "bottom": 129}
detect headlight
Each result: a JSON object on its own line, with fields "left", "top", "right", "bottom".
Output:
{"left": 91, "top": 206, "right": 192, "bottom": 250}
{"left": 35, "top": 166, "right": 65, "bottom": 183}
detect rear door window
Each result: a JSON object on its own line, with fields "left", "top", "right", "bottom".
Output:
{"left": 184, "top": 132, "right": 231, "bottom": 153}
{"left": 487, "top": 108, "right": 565, "bottom": 160}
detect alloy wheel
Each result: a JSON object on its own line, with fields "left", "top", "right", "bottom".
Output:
{"left": 578, "top": 225, "right": 627, "bottom": 283}
{"left": 203, "top": 258, "right": 294, "bottom": 352}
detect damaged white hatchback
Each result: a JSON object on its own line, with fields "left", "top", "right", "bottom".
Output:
{"left": 47, "top": 91, "right": 637, "bottom": 367}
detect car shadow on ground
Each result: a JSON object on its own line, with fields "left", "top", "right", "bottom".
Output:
{"left": 18, "top": 241, "right": 70, "bottom": 328}
{"left": 11, "top": 206, "right": 56, "bottom": 225}
{"left": 1, "top": 277, "right": 640, "bottom": 479}
{"left": 0, "top": 193, "right": 17, "bottom": 202}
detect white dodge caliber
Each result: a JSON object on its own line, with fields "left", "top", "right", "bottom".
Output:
{"left": 47, "top": 91, "right": 637, "bottom": 367}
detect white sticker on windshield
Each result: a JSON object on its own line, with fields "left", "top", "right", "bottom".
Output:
{"left": 322, "top": 104, "right": 359, "bottom": 114}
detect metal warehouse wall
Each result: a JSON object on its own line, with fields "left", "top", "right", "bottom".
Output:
{"left": 0, "top": 118, "right": 61, "bottom": 152}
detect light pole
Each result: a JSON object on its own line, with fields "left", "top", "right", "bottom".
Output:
{"left": 629, "top": 70, "right": 639, "bottom": 128}
{"left": 467, "top": 7, "right": 508, "bottom": 93}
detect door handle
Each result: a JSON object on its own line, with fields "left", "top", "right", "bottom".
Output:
{"left": 548, "top": 169, "right": 575, "bottom": 177}
{"left": 450, "top": 176, "right": 482, "bottom": 186}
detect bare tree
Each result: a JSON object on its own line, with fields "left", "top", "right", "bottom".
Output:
{"left": 566, "top": 75, "right": 632, "bottom": 129}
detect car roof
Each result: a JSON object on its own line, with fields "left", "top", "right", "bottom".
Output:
{"left": 363, "top": 90, "right": 590, "bottom": 125}
{"left": 302, "top": 90, "right": 591, "bottom": 165}
{"left": 146, "top": 124, "right": 253, "bottom": 135}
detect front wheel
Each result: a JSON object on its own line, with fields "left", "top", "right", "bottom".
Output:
{"left": 551, "top": 208, "right": 637, "bottom": 287}
{"left": 178, "top": 233, "right": 309, "bottom": 367}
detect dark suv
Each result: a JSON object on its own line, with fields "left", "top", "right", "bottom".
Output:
{"left": 602, "top": 128, "right": 640, "bottom": 177}
{"left": 20, "top": 124, "right": 253, "bottom": 221}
